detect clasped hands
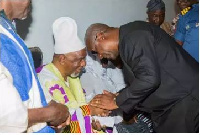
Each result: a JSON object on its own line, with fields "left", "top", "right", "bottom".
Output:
{"left": 89, "top": 90, "right": 119, "bottom": 117}
{"left": 46, "top": 90, "right": 119, "bottom": 131}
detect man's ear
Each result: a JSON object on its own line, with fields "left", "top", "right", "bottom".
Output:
{"left": 59, "top": 55, "right": 66, "bottom": 65}
{"left": 96, "top": 31, "right": 105, "bottom": 41}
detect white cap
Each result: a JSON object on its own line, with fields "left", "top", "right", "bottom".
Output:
{"left": 52, "top": 17, "right": 85, "bottom": 54}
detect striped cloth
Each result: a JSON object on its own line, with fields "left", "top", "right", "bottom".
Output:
{"left": 115, "top": 113, "right": 153, "bottom": 133}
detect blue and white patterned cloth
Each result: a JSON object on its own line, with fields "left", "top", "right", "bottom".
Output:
{"left": 0, "top": 10, "right": 54, "bottom": 133}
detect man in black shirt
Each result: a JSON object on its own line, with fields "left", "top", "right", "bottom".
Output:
{"left": 87, "top": 21, "right": 199, "bottom": 133}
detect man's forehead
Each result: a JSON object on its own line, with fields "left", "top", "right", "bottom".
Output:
{"left": 9, "top": 0, "right": 31, "bottom": 2}
{"left": 78, "top": 49, "right": 87, "bottom": 58}
{"left": 6, "top": 0, "right": 31, "bottom": 5}
{"left": 148, "top": 9, "right": 165, "bottom": 14}
{"left": 66, "top": 48, "right": 86, "bottom": 58}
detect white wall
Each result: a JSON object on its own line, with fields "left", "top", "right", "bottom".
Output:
{"left": 16, "top": 0, "right": 176, "bottom": 64}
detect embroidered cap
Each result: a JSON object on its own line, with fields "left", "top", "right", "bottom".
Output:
{"left": 53, "top": 17, "right": 85, "bottom": 54}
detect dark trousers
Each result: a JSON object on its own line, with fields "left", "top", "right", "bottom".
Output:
{"left": 153, "top": 94, "right": 199, "bottom": 133}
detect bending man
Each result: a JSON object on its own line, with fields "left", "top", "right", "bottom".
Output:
{"left": 87, "top": 21, "right": 199, "bottom": 132}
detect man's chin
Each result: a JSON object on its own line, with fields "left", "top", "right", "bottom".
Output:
{"left": 20, "top": 16, "right": 28, "bottom": 20}
{"left": 70, "top": 72, "right": 80, "bottom": 78}
{"left": 20, "top": 12, "right": 29, "bottom": 20}
{"left": 109, "top": 56, "right": 118, "bottom": 61}
{"left": 14, "top": 16, "right": 27, "bottom": 21}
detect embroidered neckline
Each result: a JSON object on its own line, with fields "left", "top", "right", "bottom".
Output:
{"left": 181, "top": 6, "right": 191, "bottom": 15}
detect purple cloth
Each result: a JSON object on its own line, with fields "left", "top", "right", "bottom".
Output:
{"left": 84, "top": 116, "right": 92, "bottom": 133}
{"left": 35, "top": 65, "right": 45, "bottom": 73}
{"left": 49, "top": 84, "right": 69, "bottom": 103}
{"left": 71, "top": 112, "right": 78, "bottom": 121}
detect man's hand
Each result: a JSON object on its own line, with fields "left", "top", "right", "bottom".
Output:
{"left": 176, "top": 40, "right": 183, "bottom": 46}
{"left": 47, "top": 100, "right": 70, "bottom": 127}
{"left": 89, "top": 104, "right": 110, "bottom": 116}
{"left": 91, "top": 118, "right": 102, "bottom": 131}
{"left": 28, "top": 100, "right": 70, "bottom": 129}
{"left": 91, "top": 118, "right": 107, "bottom": 133}
{"left": 90, "top": 90, "right": 118, "bottom": 110}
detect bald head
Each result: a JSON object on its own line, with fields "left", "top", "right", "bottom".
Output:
{"left": 85, "top": 23, "right": 109, "bottom": 51}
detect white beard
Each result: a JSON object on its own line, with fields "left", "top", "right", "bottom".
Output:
{"left": 21, "top": 17, "right": 27, "bottom": 20}
{"left": 70, "top": 72, "right": 80, "bottom": 78}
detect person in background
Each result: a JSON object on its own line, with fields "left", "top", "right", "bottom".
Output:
{"left": 146, "top": 0, "right": 173, "bottom": 35}
{"left": 0, "top": 0, "right": 70, "bottom": 133}
{"left": 37, "top": 17, "right": 110, "bottom": 133}
{"left": 86, "top": 20, "right": 199, "bottom": 132}
{"left": 174, "top": 0, "right": 199, "bottom": 62}
{"left": 171, "top": 0, "right": 198, "bottom": 36}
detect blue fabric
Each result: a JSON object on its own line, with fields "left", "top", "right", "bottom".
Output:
{"left": 0, "top": 12, "right": 48, "bottom": 105}
{"left": 0, "top": 10, "right": 16, "bottom": 32}
{"left": 34, "top": 126, "right": 55, "bottom": 133}
{"left": 174, "top": 4, "right": 199, "bottom": 62}
{"left": 0, "top": 33, "right": 32, "bottom": 101}
{"left": 1, "top": 16, "right": 48, "bottom": 106}
{"left": 0, "top": 12, "right": 53, "bottom": 132}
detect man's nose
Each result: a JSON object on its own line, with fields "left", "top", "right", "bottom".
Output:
{"left": 81, "top": 59, "right": 86, "bottom": 67}
{"left": 154, "top": 17, "right": 159, "bottom": 24}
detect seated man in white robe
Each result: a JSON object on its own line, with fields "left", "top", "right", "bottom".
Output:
{"left": 37, "top": 17, "right": 109, "bottom": 133}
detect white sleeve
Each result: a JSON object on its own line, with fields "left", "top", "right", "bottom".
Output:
{"left": 0, "top": 63, "right": 28, "bottom": 133}
{"left": 107, "top": 68, "right": 126, "bottom": 92}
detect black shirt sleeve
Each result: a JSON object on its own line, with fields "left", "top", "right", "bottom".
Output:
{"left": 116, "top": 30, "right": 161, "bottom": 113}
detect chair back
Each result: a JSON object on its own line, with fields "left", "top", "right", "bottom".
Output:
{"left": 29, "top": 47, "right": 43, "bottom": 69}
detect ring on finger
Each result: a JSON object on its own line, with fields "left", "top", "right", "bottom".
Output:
{"left": 96, "top": 100, "right": 99, "bottom": 104}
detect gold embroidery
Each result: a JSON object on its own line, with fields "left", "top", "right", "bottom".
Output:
{"left": 181, "top": 7, "right": 191, "bottom": 15}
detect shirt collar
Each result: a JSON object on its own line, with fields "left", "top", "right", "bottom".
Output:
{"left": 0, "top": 10, "right": 6, "bottom": 18}
{"left": 192, "top": 3, "right": 199, "bottom": 8}
{"left": 0, "top": 10, "right": 17, "bottom": 32}
{"left": 181, "top": 6, "right": 191, "bottom": 15}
